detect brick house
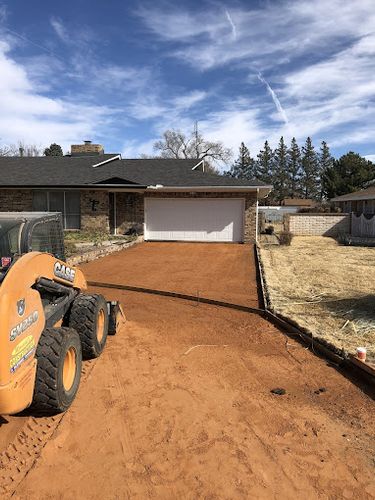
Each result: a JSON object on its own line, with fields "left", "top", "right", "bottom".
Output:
{"left": 0, "top": 142, "right": 272, "bottom": 243}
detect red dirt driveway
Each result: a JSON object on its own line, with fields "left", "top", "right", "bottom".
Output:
{"left": 80, "top": 242, "right": 260, "bottom": 308}
{"left": 11, "top": 292, "right": 375, "bottom": 500}
{"left": 1, "top": 242, "right": 374, "bottom": 499}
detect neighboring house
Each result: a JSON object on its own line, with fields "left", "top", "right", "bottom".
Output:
{"left": 0, "top": 141, "right": 272, "bottom": 243}
{"left": 332, "top": 186, "right": 375, "bottom": 214}
{"left": 280, "top": 198, "right": 316, "bottom": 208}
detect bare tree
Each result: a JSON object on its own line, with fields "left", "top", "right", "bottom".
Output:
{"left": 0, "top": 144, "right": 16, "bottom": 156}
{"left": 0, "top": 141, "right": 42, "bottom": 157}
{"left": 153, "top": 128, "right": 232, "bottom": 173}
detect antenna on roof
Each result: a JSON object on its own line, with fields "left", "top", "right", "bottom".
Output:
{"left": 194, "top": 120, "right": 200, "bottom": 164}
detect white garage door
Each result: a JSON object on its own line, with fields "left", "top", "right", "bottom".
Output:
{"left": 144, "top": 198, "right": 244, "bottom": 242}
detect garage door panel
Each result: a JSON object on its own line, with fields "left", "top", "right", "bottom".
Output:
{"left": 145, "top": 198, "right": 244, "bottom": 242}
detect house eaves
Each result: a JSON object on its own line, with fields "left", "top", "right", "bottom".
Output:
{"left": 0, "top": 184, "right": 147, "bottom": 190}
{"left": 146, "top": 184, "right": 273, "bottom": 197}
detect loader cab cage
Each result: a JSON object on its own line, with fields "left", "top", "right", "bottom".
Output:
{"left": 0, "top": 213, "right": 65, "bottom": 271}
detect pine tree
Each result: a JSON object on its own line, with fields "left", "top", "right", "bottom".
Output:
{"left": 256, "top": 140, "right": 273, "bottom": 184}
{"left": 287, "top": 137, "right": 302, "bottom": 198}
{"left": 319, "top": 141, "right": 334, "bottom": 199}
{"left": 322, "top": 152, "right": 375, "bottom": 199}
{"left": 44, "top": 143, "right": 63, "bottom": 156}
{"left": 228, "top": 142, "right": 256, "bottom": 179}
{"left": 301, "top": 137, "right": 319, "bottom": 199}
{"left": 272, "top": 136, "right": 289, "bottom": 202}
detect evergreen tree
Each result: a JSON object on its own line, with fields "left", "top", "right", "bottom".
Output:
{"left": 44, "top": 143, "right": 63, "bottom": 156}
{"left": 227, "top": 142, "right": 256, "bottom": 179}
{"left": 301, "top": 137, "right": 319, "bottom": 199}
{"left": 272, "top": 136, "right": 289, "bottom": 202}
{"left": 322, "top": 152, "right": 375, "bottom": 199}
{"left": 256, "top": 140, "right": 273, "bottom": 184}
{"left": 319, "top": 141, "right": 334, "bottom": 199}
{"left": 287, "top": 137, "right": 302, "bottom": 198}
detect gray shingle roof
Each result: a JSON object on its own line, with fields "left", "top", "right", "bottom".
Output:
{"left": 0, "top": 156, "right": 268, "bottom": 188}
{"left": 331, "top": 185, "right": 375, "bottom": 202}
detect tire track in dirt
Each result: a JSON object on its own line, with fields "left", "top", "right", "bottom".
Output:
{"left": 0, "top": 359, "right": 97, "bottom": 498}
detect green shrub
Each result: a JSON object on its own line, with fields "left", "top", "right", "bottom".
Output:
{"left": 278, "top": 231, "right": 293, "bottom": 246}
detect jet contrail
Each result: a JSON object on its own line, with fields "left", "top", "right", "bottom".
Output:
{"left": 257, "top": 72, "right": 289, "bottom": 125}
{"left": 225, "top": 9, "right": 237, "bottom": 40}
{"left": 2, "top": 27, "right": 63, "bottom": 61}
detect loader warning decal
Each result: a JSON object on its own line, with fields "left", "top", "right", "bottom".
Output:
{"left": 54, "top": 262, "right": 76, "bottom": 283}
{"left": 10, "top": 311, "right": 39, "bottom": 341}
{"left": 10, "top": 335, "right": 36, "bottom": 373}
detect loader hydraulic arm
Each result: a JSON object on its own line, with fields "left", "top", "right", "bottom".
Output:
{"left": 34, "top": 278, "right": 79, "bottom": 328}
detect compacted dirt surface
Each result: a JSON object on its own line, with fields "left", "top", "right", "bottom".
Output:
{"left": 81, "top": 242, "right": 260, "bottom": 308}
{"left": 0, "top": 243, "right": 374, "bottom": 499}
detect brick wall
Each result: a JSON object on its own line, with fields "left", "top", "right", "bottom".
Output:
{"left": 286, "top": 213, "right": 350, "bottom": 236}
{"left": 71, "top": 143, "right": 104, "bottom": 155}
{"left": 115, "top": 192, "right": 144, "bottom": 234}
{"left": 145, "top": 191, "right": 257, "bottom": 243}
{"left": 80, "top": 190, "right": 109, "bottom": 232}
{"left": 0, "top": 189, "right": 33, "bottom": 211}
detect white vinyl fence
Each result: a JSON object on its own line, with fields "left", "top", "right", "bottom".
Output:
{"left": 351, "top": 213, "right": 375, "bottom": 237}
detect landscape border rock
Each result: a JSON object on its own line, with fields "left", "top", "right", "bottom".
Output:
{"left": 67, "top": 236, "right": 143, "bottom": 267}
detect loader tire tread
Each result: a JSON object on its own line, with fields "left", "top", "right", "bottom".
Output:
{"left": 63, "top": 294, "right": 108, "bottom": 360}
{"left": 31, "top": 327, "right": 82, "bottom": 415}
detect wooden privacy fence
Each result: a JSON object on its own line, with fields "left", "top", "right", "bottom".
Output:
{"left": 351, "top": 213, "right": 375, "bottom": 237}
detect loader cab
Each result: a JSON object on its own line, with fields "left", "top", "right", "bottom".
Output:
{"left": 0, "top": 213, "right": 65, "bottom": 274}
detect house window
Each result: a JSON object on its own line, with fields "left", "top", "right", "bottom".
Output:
{"left": 32, "top": 191, "right": 81, "bottom": 229}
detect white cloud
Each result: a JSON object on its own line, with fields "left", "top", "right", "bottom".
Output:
{"left": 0, "top": 4, "right": 7, "bottom": 23}
{"left": 137, "top": 0, "right": 375, "bottom": 150}
{"left": 0, "top": 40, "right": 110, "bottom": 151}
{"left": 279, "top": 32, "right": 375, "bottom": 143}
{"left": 172, "top": 90, "right": 207, "bottom": 110}
{"left": 50, "top": 17, "right": 69, "bottom": 44}
{"left": 121, "top": 138, "right": 156, "bottom": 158}
{"left": 365, "top": 155, "right": 375, "bottom": 163}
{"left": 136, "top": 1, "right": 375, "bottom": 70}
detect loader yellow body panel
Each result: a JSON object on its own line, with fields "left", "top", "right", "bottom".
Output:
{"left": 0, "top": 252, "right": 86, "bottom": 414}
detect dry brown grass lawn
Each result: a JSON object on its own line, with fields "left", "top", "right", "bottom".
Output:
{"left": 260, "top": 236, "right": 375, "bottom": 361}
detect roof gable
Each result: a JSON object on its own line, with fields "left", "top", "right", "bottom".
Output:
{"left": 95, "top": 176, "right": 141, "bottom": 185}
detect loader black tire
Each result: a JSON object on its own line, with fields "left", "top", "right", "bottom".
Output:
{"left": 31, "top": 327, "right": 82, "bottom": 415}
{"left": 63, "top": 293, "right": 109, "bottom": 360}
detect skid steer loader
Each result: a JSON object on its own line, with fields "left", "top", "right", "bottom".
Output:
{"left": 0, "top": 212, "right": 122, "bottom": 416}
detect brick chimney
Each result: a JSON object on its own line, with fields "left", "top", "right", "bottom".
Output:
{"left": 70, "top": 140, "right": 104, "bottom": 156}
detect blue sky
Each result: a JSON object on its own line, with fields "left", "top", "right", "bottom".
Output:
{"left": 0, "top": 0, "right": 374, "bottom": 166}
